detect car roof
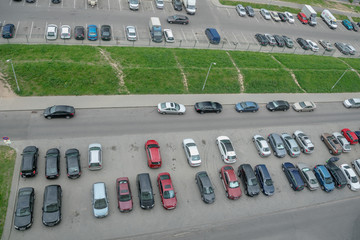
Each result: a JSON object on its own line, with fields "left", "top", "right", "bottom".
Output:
{"left": 93, "top": 182, "right": 106, "bottom": 199}
{"left": 44, "top": 185, "right": 60, "bottom": 203}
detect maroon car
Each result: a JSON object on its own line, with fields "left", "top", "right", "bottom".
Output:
{"left": 116, "top": 177, "right": 133, "bottom": 212}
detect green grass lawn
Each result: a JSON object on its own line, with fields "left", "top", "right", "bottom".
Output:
{"left": 229, "top": 52, "right": 282, "bottom": 69}
{"left": 340, "top": 57, "right": 360, "bottom": 71}
{"left": 219, "top": 0, "right": 301, "bottom": 14}
{"left": 0, "top": 146, "right": 16, "bottom": 238}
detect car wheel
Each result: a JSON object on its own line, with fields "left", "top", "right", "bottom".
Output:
{"left": 245, "top": 189, "right": 248, "bottom": 195}
{"left": 200, "top": 111, "right": 204, "bottom": 114}
{"left": 216, "top": 110, "right": 220, "bottom": 114}
{"left": 329, "top": 149, "right": 333, "bottom": 154}
{"left": 201, "top": 196, "right": 204, "bottom": 201}
{"left": 283, "top": 109, "right": 287, "bottom": 111}
{"left": 301, "top": 148, "right": 304, "bottom": 153}
{"left": 321, "top": 136, "right": 324, "bottom": 141}
{"left": 225, "top": 192, "right": 229, "bottom": 198}
{"left": 271, "top": 109, "right": 275, "bottom": 112}
{"left": 161, "top": 112, "right": 166, "bottom": 115}
{"left": 321, "top": 185, "right": 324, "bottom": 190}
{"left": 170, "top": 21, "right": 173, "bottom": 23}
{"left": 183, "top": 22, "right": 186, "bottom": 25}
{"left": 290, "top": 183, "right": 293, "bottom": 188}
{"left": 66, "top": 116, "right": 70, "bottom": 119}
{"left": 219, "top": 172, "right": 222, "bottom": 179}
{"left": 274, "top": 151, "right": 277, "bottom": 156}
{"left": 348, "top": 184, "right": 351, "bottom": 189}
{"left": 253, "top": 110, "right": 256, "bottom": 113}
{"left": 47, "top": 116, "right": 52, "bottom": 119}
{"left": 178, "top": 112, "right": 183, "bottom": 115}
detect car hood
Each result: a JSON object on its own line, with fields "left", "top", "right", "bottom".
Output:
{"left": 43, "top": 107, "right": 51, "bottom": 116}
{"left": 14, "top": 215, "right": 32, "bottom": 229}
{"left": 179, "top": 104, "right": 186, "bottom": 113}
{"left": 163, "top": 198, "right": 177, "bottom": 209}
{"left": 247, "top": 185, "right": 260, "bottom": 196}
{"left": 293, "top": 102, "right": 302, "bottom": 110}
{"left": 263, "top": 185, "right": 275, "bottom": 196}
{"left": 203, "top": 193, "right": 215, "bottom": 203}
{"left": 94, "top": 206, "right": 108, "bottom": 218}
{"left": 228, "top": 187, "right": 241, "bottom": 198}
{"left": 43, "top": 211, "right": 60, "bottom": 225}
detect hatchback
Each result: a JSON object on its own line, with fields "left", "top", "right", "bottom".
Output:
{"left": 43, "top": 105, "right": 75, "bottom": 119}
{"left": 293, "top": 130, "right": 314, "bottom": 154}
{"left": 238, "top": 164, "right": 260, "bottom": 197}
{"left": 254, "top": 164, "right": 274, "bottom": 196}
{"left": 45, "top": 148, "right": 60, "bottom": 179}
{"left": 87, "top": 25, "right": 98, "bottom": 41}
{"left": 2, "top": 24, "right": 15, "bottom": 38}
{"left": 314, "top": 165, "right": 335, "bottom": 192}
{"left": 297, "top": 162, "right": 319, "bottom": 190}
{"left": 266, "top": 100, "right": 289, "bottom": 111}
{"left": 172, "top": 0, "right": 182, "bottom": 11}
{"left": 216, "top": 136, "right": 237, "bottom": 164}
{"left": 65, "top": 148, "right": 81, "bottom": 179}
{"left": 268, "top": 133, "right": 286, "bottom": 158}
{"left": 14, "top": 187, "right": 35, "bottom": 231}
{"left": 164, "top": 29, "right": 175, "bottom": 43}
{"left": 157, "top": 172, "right": 177, "bottom": 210}
{"left": 21, "top": 146, "right": 38, "bottom": 178}
{"left": 253, "top": 135, "right": 271, "bottom": 157}
{"left": 92, "top": 182, "right": 109, "bottom": 218}
{"left": 281, "top": 133, "right": 300, "bottom": 157}
{"left": 42, "top": 185, "right": 62, "bottom": 226}
{"left": 182, "top": 138, "right": 201, "bottom": 167}
{"left": 116, "top": 177, "right": 133, "bottom": 212}
{"left": 195, "top": 171, "right": 215, "bottom": 204}
{"left": 126, "top": 26, "right": 137, "bottom": 41}
{"left": 340, "top": 164, "right": 360, "bottom": 191}
{"left": 342, "top": 128, "right": 358, "bottom": 144}
{"left": 167, "top": 15, "right": 189, "bottom": 24}
{"left": 60, "top": 25, "right": 71, "bottom": 39}
{"left": 100, "top": 25, "right": 111, "bottom": 41}
{"left": 88, "top": 143, "right": 102, "bottom": 170}
{"left": 282, "top": 162, "right": 305, "bottom": 191}
{"left": 74, "top": 26, "right": 85, "bottom": 40}
{"left": 235, "top": 101, "right": 259, "bottom": 112}
{"left": 219, "top": 165, "right": 241, "bottom": 200}
{"left": 297, "top": 12, "right": 308, "bottom": 24}
{"left": 46, "top": 24, "right": 58, "bottom": 40}
{"left": 342, "top": 19, "right": 353, "bottom": 30}
{"left": 145, "top": 140, "right": 162, "bottom": 168}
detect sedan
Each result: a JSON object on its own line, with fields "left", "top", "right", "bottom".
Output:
{"left": 260, "top": 9, "right": 271, "bottom": 20}
{"left": 284, "top": 12, "right": 294, "bottom": 23}
{"left": 264, "top": 34, "right": 276, "bottom": 46}
{"left": 254, "top": 164, "right": 274, "bottom": 196}
{"left": 335, "top": 42, "right": 350, "bottom": 55}
{"left": 145, "top": 140, "right": 162, "bottom": 168}
{"left": 238, "top": 164, "right": 260, "bottom": 197}
{"left": 306, "top": 40, "right": 319, "bottom": 52}
{"left": 342, "top": 19, "right": 353, "bottom": 30}
{"left": 281, "top": 133, "right": 300, "bottom": 158}
{"left": 60, "top": 25, "right": 71, "bottom": 39}
{"left": 253, "top": 135, "right": 271, "bottom": 157}
{"left": 183, "top": 138, "right": 201, "bottom": 167}
{"left": 333, "top": 132, "right": 351, "bottom": 152}
{"left": 74, "top": 26, "right": 85, "bottom": 40}
{"left": 116, "top": 177, "right": 133, "bottom": 212}
{"left": 195, "top": 171, "right": 215, "bottom": 204}
{"left": 236, "top": 4, "right": 246, "bottom": 17}
{"left": 2, "top": 23, "right": 15, "bottom": 39}
{"left": 167, "top": 15, "right": 189, "bottom": 24}
{"left": 20, "top": 146, "right": 38, "bottom": 178}
{"left": 46, "top": 24, "right": 57, "bottom": 40}
{"left": 297, "top": 163, "right": 319, "bottom": 190}
{"left": 314, "top": 165, "right": 335, "bottom": 192}
{"left": 341, "top": 128, "right": 358, "bottom": 145}
{"left": 100, "top": 25, "right": 111, "bottom": 41}
{"left": 87, "top": 25, "right": 98, "bottom": 41}
{"left": 273, "top": 35, "right": 285, "bottom": 47}
{"left": 65, "top": 148, "right": 81, "bottom": 179}
{"left": 194, "top": 101, "right": 222, "bottom": 114}
{"left": 245, "top": 6, "right": 255, "bottom": 17}
{"left": 270, "top": 11, "right": 281, "bottom": 21}
{"left": 352, "top": 22, "right": 359, "bottom": 31}
{"left": 157, "top": 172, "right": 177, "bottom": 210}
{"left": 126, "top": 26, "right": 137, "bottom": 41}
{"left": 164, "top": 29, "right": 175, "bottom": 43}
{"left": 297, "top": 12, "right": 308, "bottom": 24}
{"left": 292, "top": 101, "right": 316, "bottom": 112}
{"left": 235, "top": 101, "right": 259, "bottom": 112}
{"left": 45, "top": 148, "right": 60, "bottom": 179}
{"left": 282, "top": 162, "right": 305, "bottom": 191}
{"left": 343, "top": 98, "right": 360, "bottom": 108}
{"left": 255, "top": 33, "right": 269, "bottom": 46}
{"left": 278, "top": 12, "right": 287, "bottom": 21}
{"left": 282, "top": 35, "right": 294, "bottom": 48}
{"left": 340, "top": 164, "right": 360, "bottom": 191}
{"left": 345, "top": 43, "right": 356, "bottom": 55}
{"left": 43, "top": 105, "right": 75, "bottom": 119}
{"left": 219, "top": 165, "right": 241, "bottom": 200}
{"left": 318, "top": 40, "right": 334, "bottom": 51}
{"left": 216, "top": 136, "right": 237, "bottom": 164}
{"left": 321, "top": 133, "right": 342, "bottom": 155}
{"left": 297, "top": 38, "right": 310, "bottom": 50}
{"left": 293, "top": 130, "right": 314, "bottom": 154}
{"left": 14, "top": 187, "right": 35, "bottom": 231}
{"left": 266, "top": 100, "right": 290, "bottom": 111}
{"left": 267, "top": 133, "right": 286, "bottom": 158}
{"left": 157, "top": 102, "right": 186, "bottom": 115}
{"left": 352, "top": 159, "right": 360, "bottom": 176}
{"left": 42, "top": 185, "right": 62, "bottom": 226}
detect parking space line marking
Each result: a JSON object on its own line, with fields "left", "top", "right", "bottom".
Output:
{"left": 85, "top": 0, "right": 87, "bottom": 9}
{"left": 241, "top": 31, "right": 248, "bottom": 43}
{"left": 119, "top": 0, "right": 121, "bottom": 11}
{"left": 108, "top": 0, "right": 111, "bottom": 10}
{"left": 111, "top": 24, "right": 114, "bottom": 41}
{"left": 225, "top": 8, "right": 231, "bottom": 17}
{"left": 74, "top": 0, "right": 76, "bottom": 8}
{"left": 255, "top": 17, "right": 259, "bottom": 23}
{"left": 181, "top": 28, "right": 187, "bottom": 41}
{"left": 192, "top": 29, "right": 198, "bottom": 41}
{"left": 9, "top": 0, "right": 12, "bottom": 6}
{"left": 62, "top": 0, "right": 63, "bottom": 8}
{"left": 45, "top": 21, "right": 48, "bottom": 39}
{"left": 150, "top": 1, "right": 155, "bottom": 12}
{"left": 135, "top": 25, "right": 139, "bottom": 39}
{"left": 49, "top": 0, "right": 51, "bottom": 7}
{"left": 15, "top": 21, "right": 20, "bottom": 38}
{"left": 22, "top": 1, "right": 25, "bottom": 6}
{"left": 29, "top": 21, "right": 34, "bottom": 38}
{"left": 232, "top": 32, "right": 239, "bottom": 44}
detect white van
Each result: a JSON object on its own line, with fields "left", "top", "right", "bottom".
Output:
{"left": 321, "top": 9, "right": 337, "bottom": 29}
{"left": 92, "top": 182, "right": 109, "bottom": 218}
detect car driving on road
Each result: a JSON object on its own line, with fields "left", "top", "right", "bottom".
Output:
{"left": 194, "top": 101, "right": 222, "bottom": 114}
{"left": 157, "top": 102, "right": 185, "bottom": 114}
{"left": 43, "top": 105, "right": 75, "bottom": 119}
{"left": 167, "top": 15, "right": 189, "bottom": 24}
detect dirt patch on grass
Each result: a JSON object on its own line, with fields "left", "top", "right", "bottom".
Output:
{"left": 0, "top": 72, "right": 17, "bottom": 98}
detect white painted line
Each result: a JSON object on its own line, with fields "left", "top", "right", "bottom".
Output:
{"left": 255, "top": 17, "right": 260, "bottom": 23}
{"left": 85, "top": 0, "right": 87, "bottom": 9}
{"left": 61, "top": 0, "right": 63, "bottom": 8}
{"left": 108, "top": 0, "right": 110, "bottom": 10}
{"left": 15, "top": 21, "right": 20, "bottom": 38}
{"left": 192, "top": 29, "right": 198, "bottom": 41}
{"left": 9, "top": 0, "right": 12, "bottom": 6}
{"left": 111, "top": 24, "right": 114, "bottom": 41}
{"left": 36, "top": 0, "right": 38, "bottom": 7}
{"left": 150, "top": 1, "right": 154, "bottom": 12}
{"left": 45, "top": 21, "right": 48, "bottom": 39}
{"left": 119, "top": 0, "right": 121, "bottom": 11}
{"left": 29, "top": 21, "right": 34, "bottom": 38}
{"left": 49, "top": 0, "right": 51, "bottom": 7}
{"left": 74, "top": 0, "right": 76, "bottom": 8}
{"left": 225, "top": 8, "right": 231, "bottom": 17}
{"left": 232, "top": 32, "right": 239, "bottom": 43}
{"left": 180, "top": 28, "right": 187, "bottom": 41}
{"left": 241, "top": 31, "right": 248, "bottom": 43}
{"left": 22, "top": 1, "right": 25, "bottom": 6}
{"left": 135, "top": 25, "right": 139, "bottom": 39}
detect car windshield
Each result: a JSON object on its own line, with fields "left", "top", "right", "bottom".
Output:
{"left": 325, "top": 177, "right": 332, "bottom": 184}
{"left": 265, "top": 179, "right": 273, "bottom": 186}
{"left": 163, "top": 190, "right": 175, "bottom": 199}
{"left": 229, "top": 181, "right": 239, "bottom": 188}
{"left": 129, "top": 0, "right": 138, "bottom": 3}
{"left": 191, "top": 154, "right": 200, "bottom": 160}
{"left": 263, "top": 147, "right": 270, "bottom": 152}
{"left": 272, "top": 102, "right": 279, "bottom": 107}
{"left": 157, "top": 0, "right": 163, "bottom": 4}
{"left": 141, "top": 192, "right": 152, "bottom": 200}
{"left": 94, "top": 198, "right": 107, "bottom": 209}
{"left": 249, "top": 178, "right": 258, "bottom": 186}
{"left": 351, "top": 176, "right": 358, "bottom": 183}
{"left": 277, "top": 143, "right": 284, "bottom": 150}
{"left": 174, "top": 103, "right": 180, "bottom": 110}
{"left": 45, "top": 203, "right": 59, "bottom": 212}
{"left": 240, "top": 102, "right": 248, "bottom": 108}
{"left": 48, "top": 32, "right": 54, "bottom": 36}
{"left": 16, "top": 207, "right": 31, "bottom": 217}
{"left": 310, "top": 178, "right": 317, "bottom": 184}
{"left": 204, "top": 186, "right": 214, "bottom": 194}
{"left": 293, "top": 147, "right": 300, "bottom": 152}
{"left": 119, "top": 194, "right": 131, "bottom": 202}
{"left": 299, "top": 102, "right": 306, "bottom": 108}
{"left": 349, "top": 99, "right": 355, "bottom": 104}
{"left": 49, "top": 106, "right": 56, "bottom": 113}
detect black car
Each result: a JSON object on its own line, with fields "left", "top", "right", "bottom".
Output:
{"left": 65, "top": 148, "right": 81, "bottom": 179}
{"left": 255, "top": 33, "right": 269, "bottom": 46}
{"left": 51, "top": 0, "right": 61, "bottom": 3}
{"left": 194, "top": 101, "right": 222, "bottom": 114}
{"left": 352, "top": 22, "right": 359, "bottom": 32}
{"left": 2, "top": 24, "right": 15, "bottom": 39}
{"left": 167, "top": 15, "right": 189, "bottom": 24}
{"left": 273, "top": 35, "right": 285, "bottom": 47}
{"left": 255, "top": 164, "right": 274, "bottom": 196}
{"left": 26, "top": 0, "right": 36, "bottom": 2}
{"left": 297, "top": 38, "right": 310, "bottom": 50}
{"left": 14, "top": 187, "right": 35, "bottom": 231}
{"left": 74, "top": 26, "right": 85, "bottom": 40}
{"left": 45, "top": 148, "right": 60, "bottom": 179}
{"left": 195, "top": 171, "right": 215, "bottom": 204}
{"left": 325, "top": 159, "right": 347, "bottom": 189}
{"left": 101, "top": 25, "right": 111, "bottom": 41}
{"left": 238, "top": 164, "right": 260, "bottom": 197}
{"left": 278, "top": 12, "right": 287, "bottom": 22}
{"left": 266, "top": 100, "right": 290, "bottom": 111}
{"left": 21, "top": 146, "right": 39, "bottom": 178}
{"left": 245, "top": 6, "right": 255, "bottom": 17}
{"left": 137, "top": 173, "right": 155, "bottom": 209}
{"left": 282, "top": 162, "right": 305, "bottom": 191}
{"left": 43, "top": 105, "right": 75, "bottom": 119}
{"left": 42, "top": 185, "right": 62, "bottom": 227}
{"left": 335, "top": 42, "right": 350, "bottom": 55}
{"left": 172, "top": 0, "right": 182, "bottom": 11}
{"left": 282, "top": 35, "right": 294, "bottom": 48}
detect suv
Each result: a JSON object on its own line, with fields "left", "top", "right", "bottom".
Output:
{"left": 137, "top": 173, "right": 155, "bottom": 209}
{"left": 281, "top": 133, "right": 300, "bottom": 157}
{"left": 216, "top": 136, "right": 237, "bottom": 164}
{"left": 314, "top": 165, "right": 335, "bottom": 192}
{"left": 46, "top": 24, "right": 58, "bottom": 40}
{"left": 238, "top": 164, "right": 260, "bottom": 197}
{"left": 2, "top": 23, "right": 15, "bottom": 38}
{"left": 267, "top": 133, "right": 286, "bottom": 158}
{"left": 88, "top": 143, "right": 102, "bottom": 170}
{"left": 254, "top": 164, "right": 274, "bottom": 196}
{"left": 282, "top": 162, "right": 305, "bottom": 191}
{"left": 14, "top": 187, "right": 35, "bottom": 231}
{"left": 92, "top": 182, "right": 109, "bottom": 218}
{"left": 321, "top": 133, "right": 342, "bottom": 155}
{"left": 42, "top": 185, "right": 62, "bottom": 226}
{"left": 219, "top": 165, "right": 242, "bottom": 200}
{"left": 195, "top": 171, "right": 215, "bottom": 204}
{"left": 293, "top": 130, "right": 314, "bottom": 154}
{"left": 21, "top": 146, "right": 39, "bottom": 178}
{"left": 325, "top": 159, "right": 347, "bottom": 189}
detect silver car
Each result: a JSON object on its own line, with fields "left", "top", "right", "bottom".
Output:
{"left": 60, "top": 25, "right": 71, "bottom": 39}
{"left": 352, "top": 159, "right": 360, "bottom": 176}
{"left": 88, "top": 143, "right": 103, "bottom": 170}
{"left": 182, "top": 138, "right": 201, "bottom": 167}
{"left": 236, "top": 4, "right": 246, "bottom": 17}
{"left": 92, "top": 182, "right": 109, "bottom": 218}
{"left": 126, "top": 26, "right": 137, "bottom": 41}
{"left": 267, "top": 133, "right": 286, "bottom": 158}
{"left": 281, "top": 133, "right": 300, "bottom": 157}
{"left": 270, "top": 11, "right": 281, "bottom": 21}
{"left": 260, "top": 9, "right": 271, "bottom": 20}
{"left": 297, "top": 163, "right": 319, "bottom": 190}
{"left": 46, "top": 24, "right": 58, "bottom": 40}
{"left": 253, "top": 135, "right": 271, "bottom": 157}
{"left": 293, "top": 130, "right": 314, "bottom": 154}
{"left": 332, "top": 132, "right": 351, "bottom": 152}
{"left": 155, "top": 0, "right": 164, "bottom": 9}
{"left": 343, "top": 98, "right": 360, "bottom": 108}
{"left": 157, "top": 102, "right": 186, "bottom": 115}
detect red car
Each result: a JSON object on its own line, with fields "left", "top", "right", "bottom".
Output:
{"left": 145, "top": 140, "right": 162, "bottom": 168}
{"left": 116, "top": 177, "right": 133, "bottom": 212}
{"left": 219, "top": 165, "right": 242, "bottom": 200}
{"left": 341, "top": 128, "right": 359, "bottom": 145}
{"left": 157, "top": 172, "right": 177, "bottom": 210}
{"left": 297, "top": 12, "right": 308, "bottom": 24}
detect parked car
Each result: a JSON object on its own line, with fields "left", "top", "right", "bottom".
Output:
{"left": 306, "top": 40, "right": 319, "bottom": 52}
{"left": 267, "top": 133, "right": 286, "bottom": 158}
{"left": 333, "top": 132, "right": 351, "bottom": 152}
{"left": 92, "top": 182, "right": 109, "bottom": 218}
{"left": 345, "top": 43, "right": 356, "bottom": 55}
{"left": 137, "top": 173, "right": 155, "bottom": 209}
{"left": 126, "top": 26, "right": 137, "bottom": 41}
{"left": 145, "top": 140, "right": 162, "bottom": 168}
{"left": 314, "top": 165, "right": 335, "bottom": 192}
{"left": 2, "top": 23, "right": 15, "bottom": 38}
{"left": 297, "top": 12, "right": 308, "bottom": 24}
{"left": 342, "top": 19, "right": 353, "bottom": 30}
{"left": 43, "top": 105, "right": 75, "bottom": 119}
{"left": 157, "top": 172, "right": 177, "bottom": 210}
{"left": 284, "top": 12, "right": 294, "bottom": 23}
{"left": 292, "top": 101, "right": 316, "bottom": 112}
{"left": 270, "top": 11, "right": 281, "bottom": 21}
{"left": 182, "top": 138, "right": 201, "bottom": 167}
{"left": 342, "top": 128, "right": 358, "bottom": 145}
{"left": 74, "top": 26, "right": 85, "bottom": 40}
{"left": 21, "top": 146, "right": 38, "bottom": 178}
{"left": 46, "top": 24, "right": 58, "bottom": 40}
{"left": 335, "top": 42, "right": 350, "bottom": 55}
{"left": 157, "top": 102, "right": 185, "bottom": 114}
{"left": 205, "top": 28, "right": 220, "bottom": 44}
{"left": 167, "top": 15, "right": 189, "bottom": 24}
{"left": 281, "top": 133, "right": 300, "bottom": 158}
{"left": 297, "top": 38, "right": 310, "bottom": 50}
{"left": 318, "top": 40, "right": 334, "bottom": 51}
{"left": 14, "top": 187, "right": 35, "bottom": 231}
{"left": 100, "top": 25, "right": 111, "bottom": 41}
{"left": 216, "top": 136, "right": 237, "bottom": 164}
{"left": 278, "top": 12, "right": 287, "bottom": 21}
{"left": 87, "top": 25, "right": 98, "bottom": 41}
{"left": 343, "top": 98, "right": 360, "bottom": 108}
{"left": 325, "top": 159, "right": 347, "bottom": 189}
{"left": 254, "top": 164, "right": 274, "bottom": 196}
{"left": 172, "top": 0, "right": 182, "bottom": 11}
{"left": 52, "top": 0, "right": 61, "bottom": 3}
{"left": 65, "top": 148, "right": 81, "bottom": 179}
{"left": 88, "top": 143, "right": 103, "bottom": 170}
{"left": 282, "top": 162, "right": 305, "bottom": 191}
{"left": 60, "top": 25, "right": 71, "bottom": 39}
{"left": 45, "top": 148, "right": 60, "bottom": 179}
{"left": 255, "top": 33, "right": 269, "bottom": 46}
{"left": 235, "top": 101, "right": 259, "bottom": 112}
{"left": 245, "top": 6, "right": 255, "bottom": 17}
{"left": 297, "top": 163, "right": 319, "bottom": 190}
{"left": 321, "top": 133, "right": 342, "bottom": 155}
{"left": 266, "top": 100, "right": 290, "bottom": 111}
{"left": 273, "top": 35, "right": 285, "bottom": 47}
{"left": 253, "top": 135, "right": 271, "bottom": 157}
{"left": 219, "top": 165, "right": 241, "bottom": 200}
{"left": 42, "top": 185, "right": 62, "bottom": 226}
{"left": 116, "top": 177, "right": 133, "bottom": 212}
{"left": 194, "top": 101, "right": 222, "bottom": 114}
{"left": 352, "top": 159, "right": 360, "bottom": 176}
{"left": 264, "top": 33, "right": 276, "bottom": 46}
{"left": 351, "top": 22, "right": 359, "bottom": 31}
{"left": 155, "top": 0, "right": 164, "bottom": 9}
{"left": 164, "top": 29, "right": 175, "bottom": 43}
{"left": 128, "top": 0, "right": 139, "bottom": 10}
{"left": 293, "top": 130, "right": 314, "bottom": 154}
{"left": 236, "top": 4, "right": 246, "bottom": 17}
{"left": 195, "top": 171, "right": 215, "bottom": 204}
{"left": 260, "top": 8, "right": 271, "bottom": 20}
{"left": 340, "top": 164, "right": 360, "bottom": 191}
{"left": 238, "top": 164, "right": 260, "bottom": 197}
{"left": 282, "top": 35, "right": 294, "bottom": 48}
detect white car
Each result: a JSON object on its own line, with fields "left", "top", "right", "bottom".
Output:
{"left": 60, "top": 25, "right": 71, "bottom": 39}
{"left": 157, "top": 102, "right": 186, "bottom": 114}
{"left": 46, "top": 24, "right": 58, "bottom": 40}
{"left": 182, "top": 138, "right": 201, "bottom": 167}
{"left": 340, "top": 164, "right": 360, "bottom": 191}
{"left": 264, "top": 34, "right": 276, "bottom": 45}
{"left": 126, "top": 26, "right": 137, "bottom": 41}
{"left": 253, "top": 135, "right": 271, "bottom": 157}
{"left": 216, "top": 136, "right": 237, "bottom": 164}
{"left": 270, "top": 11, "right": 281, "bottom": 22}
{"left": 155, "top": 0, "right": 163, "bottom": 9}
{"left": 352, "top": 159, "right": 360, "bottom": 176}
{"left": 293, "top": 130, "right": 314, "bottom": 154}
{"left": 284, "top": 12, "right": 294, "bottom": 23}
{"left": 260, "top": 9, "right": 271, "bottom": 20}
{"left": 163, "top": 29, "right": 175, "bottom": 43}
{"left": 292, "top": 101, "right": 316, "bottom": 112}
{"left": 343, "top": 98, "right": 360, "bottom": 108}
{"left": 236, "top": 4, "right": 246, "bottom": 17}
{"left": 332, "top": 132, "right": 351, "bottom": 152}
{"left": 88, "top": 143, "right": 103, "bottom": 170}
{"left": 306, "top": 40, "right": 319, "bottom": 52}
{"left": 345, "top": 43, "right": 356, "bottom": 55}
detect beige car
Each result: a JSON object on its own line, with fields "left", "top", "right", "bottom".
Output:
{"left": 270, "top": 11, "right": 281, "bottom": 22}
{"left": 292, "top": 101, "right": 316, "bottom": 112}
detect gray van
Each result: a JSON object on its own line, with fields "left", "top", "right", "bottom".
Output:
{"left": 267, "top": 133, "right": 286, "bottom": 158}
{"left": 205, "top": 28, "right": 220, "bottom": 44}
{"left": 137, "top": 173, "right": 155, "bottom": 209}
{"left": 92, "top": 182, "right": 109, "bottom": 218}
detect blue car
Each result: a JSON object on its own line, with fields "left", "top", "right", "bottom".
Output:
{"left": 235, "top": 101, "right": 259, "bottom": 112}
{"left": 87, "top": 25, "right": 98, "bottom": 41}
{"left": 342, "top": 20, "right": 353, "bottom": 30}
{"left": 255, "top": 164, "right": 274, "bottom": 196}
{"left": 282, "top": 162, "right": 305, "bottom": 191}
{"left": 314, "top": 165, "right": 335, "bottom": 192}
